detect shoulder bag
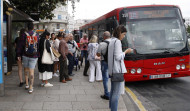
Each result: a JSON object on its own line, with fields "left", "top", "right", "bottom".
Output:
{"left": 111, "top": 39, "right": 124, "bottom": 82}
{"left": 41, "top": 40, "right": 53, "bottom": 64}
{"left": 51, "top": 46, "right": 61, "bottom": 58}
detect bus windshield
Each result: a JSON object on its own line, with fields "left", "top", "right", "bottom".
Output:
{"left": 121, "top": 8, "right": 187, "bottom": 54}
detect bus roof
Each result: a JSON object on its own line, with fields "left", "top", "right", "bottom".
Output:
{"left": 80, "top": 4, "right": 179, "bottom": 30}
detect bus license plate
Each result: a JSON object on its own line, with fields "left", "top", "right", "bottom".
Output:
{"left": 150, "top": 74, "right": 171, "bottom": 79}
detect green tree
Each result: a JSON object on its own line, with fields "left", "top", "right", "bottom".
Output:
{"left": 9, "top": 0, "right": 67, "bottom": 20}
{"left": 187, "top": 25, "right": 190, "bottom": 34}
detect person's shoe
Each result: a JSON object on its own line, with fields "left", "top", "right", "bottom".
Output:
{"left": 53, "top": 73, "right": 59, "bottom": 77}
{"left": 19, "top": 82, "right": 24, "bottom": 87}
{"left": 44, "top": 83, "right": 53, "bottom": 87}
{"left": 65, "top": 78, "right": 72, "bottom": 81}
{"left": 25, "top": 85, "right": 29, "bottom": 90}
{"left": 28, "top": 88, "right": 33, "bottom": 94}
{"left": 83, "top": 74, "right": 88, "bottom": 76}
{"left": 62, "top": 80, "right": 67, "bottom": 83}
{"left": 100, "top": 95, "right": 109, "bottom": 100}
{"left": 69, "top": 73, "right": 75, "bottom": 76}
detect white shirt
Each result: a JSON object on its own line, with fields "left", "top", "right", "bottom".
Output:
{"left": 54, "top": 39, "right": 60, "bottom": 51}
{"left": 67, "top": 40, "right": 78, "bottom": 53}
{"left": 108, "top": 37, "right": 127, "bottom": 75}
{"left": 87, "top": 43, "right": 99, "bottom": 61}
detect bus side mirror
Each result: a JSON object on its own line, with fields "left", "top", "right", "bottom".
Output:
{"left": 183, "top": 19, "right": 185, "bottom": 23}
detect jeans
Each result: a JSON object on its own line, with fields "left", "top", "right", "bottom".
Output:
{"left": 22, "top": 56, "right": 38, "bottom": 69}
{"left": 67, "top": 53, "right": 75, "bottom": 75}
{"left": 81, "top": 50, "right": 88, "bottom": 65}
{"left": 101, "top": 61, "right": 110, "bottom": 97}
{"left": 109, "top": 81, "right": 122, "bottom": 111}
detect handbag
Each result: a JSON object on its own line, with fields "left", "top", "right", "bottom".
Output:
{"left": 51, "top": 47, "right": 61, "bottom": 58}
{"left": 41, "top": 40, "right": 53, "bottom": 64}
{"left": 95, "top": 55, "right": 101, "bottom": 61}
{"left": 50, "top": 47, "right": 56, "bottom": 61}
{"left": 111, "top": 73, "right": 124, "bottom": 82}
{"left": 111, "top": 39, "right": 124, "bottom": 82}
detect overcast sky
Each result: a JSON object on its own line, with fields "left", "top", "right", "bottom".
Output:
{"left": 68, "top": 0, "right": 190, "bottom": 20}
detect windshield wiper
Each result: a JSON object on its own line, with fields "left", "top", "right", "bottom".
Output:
{"left": 151, "top": 48, "right": 184, "bottom": 56}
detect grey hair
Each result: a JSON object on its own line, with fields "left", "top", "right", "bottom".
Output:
{"left": 103, "top": 31, "right": 110, "bottom": 38}
{"left": 83, "top": 33, "right": 87, "bottom": 37}
{"left": 64, "top": 34, "right": 70, "bottom": 38}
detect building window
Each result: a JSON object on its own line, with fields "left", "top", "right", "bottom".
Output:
{"left": 58, "top": 15, "right": 62, "bottom": 20}
{"left": 57, "top": 24, "right": 60, "bottom": 29}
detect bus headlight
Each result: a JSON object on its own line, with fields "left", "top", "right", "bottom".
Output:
{"left": 176, "top": 65, "right": 180, "bottom": 70}
{"left": 137, "top": 68, "right": 142, "bottom": 74}
{"left": 181, "top": 64, "right": 185, "bottom": 69}
{"left": 131, "top": 69, "right": 136, "bottom": 74}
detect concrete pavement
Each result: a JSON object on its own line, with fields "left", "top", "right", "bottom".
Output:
{"left": 0, "top": 65, "right": 129, "bottom": 111}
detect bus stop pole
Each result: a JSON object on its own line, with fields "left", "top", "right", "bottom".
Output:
{"left": 0, "top": 0, "right": 5, "bottom": 96}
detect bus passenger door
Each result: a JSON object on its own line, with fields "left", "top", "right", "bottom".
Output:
{"left": 106, "top": 17, "right": 117, "bottom": 35}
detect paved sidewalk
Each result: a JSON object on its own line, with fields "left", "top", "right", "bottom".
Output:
{"left": 0, "top": 65, "right": 128, "bottom": 111}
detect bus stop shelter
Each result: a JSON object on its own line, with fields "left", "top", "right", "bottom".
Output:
{"left": 0, "top": 1, "right": 34, "bottom": 96}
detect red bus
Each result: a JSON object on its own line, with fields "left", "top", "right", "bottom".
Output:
{"left": 80, "top": 5, "right": 190, "bottom": 82}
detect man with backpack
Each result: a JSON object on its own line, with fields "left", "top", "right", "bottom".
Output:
{"left": 16, "top": 22, "right": 39, "bottom": 94}
{"left": 97, "top": 31, "right": 111, "bottom": 100}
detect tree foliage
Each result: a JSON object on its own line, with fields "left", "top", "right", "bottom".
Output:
{"left": 9, "top": 0, "right": 67, "bottom": 20}
{"left": 187, "top": 25, "right": 190, "bottom": 34}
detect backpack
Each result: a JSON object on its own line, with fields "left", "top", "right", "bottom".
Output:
{"left": 102, "top": 40, "right": 110, "bottom": 63}
{"left": 24, "top": 32, "right": 38, "bottom": 56}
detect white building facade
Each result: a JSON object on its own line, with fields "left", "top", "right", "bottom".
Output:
{"left": 34, "top": 4, "right": 69, "bottom": 34}
{"left": 34, "top": 3, "right": 91, "bottom": 35}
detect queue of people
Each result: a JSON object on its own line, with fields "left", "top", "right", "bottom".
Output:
{"left": 15, "top": 23, "right": 132, "bottom": 111}
{"left": 15, "top": 22, "right": 78, "bottom": 94}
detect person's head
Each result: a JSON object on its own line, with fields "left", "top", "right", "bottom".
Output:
{"left": 113, "top": 25, "right": 127, "bottom": 40}
{"left": 45, "top": 31, "right": 50, "bottom": 40}
{"left": 83, "top": 33, "right": 87, "bottom": 39}
{"left": 69, "top": 33, "right": 74, "bottom": 41}
{"left": 103, "top": 31, "right": 110, "bottom": 40}
{"left": 51, "top": 33, "right": 55, "bottom": 40}
{"left": 64, "top": 34, "right": 70, "bottom": 42}
{"left": 57, "top": 32, "right": 65, "bottom": 40}
{"left": 27, "top": 22, "right": 34, "bottom": 31}
{"left": 89, "top": 35, "right": 98, "bottom": 43}
{"left": 19, "top": 28, "right": 26, "bottom": 37}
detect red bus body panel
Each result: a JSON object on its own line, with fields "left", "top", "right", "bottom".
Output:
{"left": 124, "top": 55, "right": 190, "bottom": 82}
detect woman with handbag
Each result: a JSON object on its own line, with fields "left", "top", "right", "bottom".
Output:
{"left": 38, "top": 31, "right": 53, "bottom": 87}
{"left": 108, "top": 25, "right": 133, "bottom": 111}
{"left": 87, "top": 35, "right": 102, "bottom": 82}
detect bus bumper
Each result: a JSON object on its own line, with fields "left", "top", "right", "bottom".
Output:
{"left": 124, "top": 71, "right": 190, "bottom": 82}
